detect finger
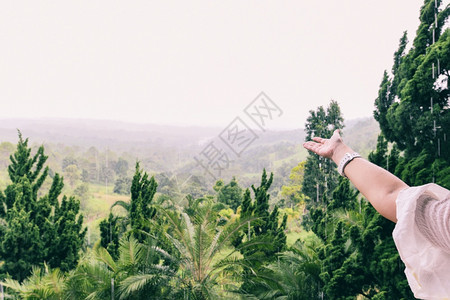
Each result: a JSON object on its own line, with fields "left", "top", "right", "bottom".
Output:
{"left": 312, "top": 137, "right": 326, "bottom": 143}
{"left": 333, "top": 129, "right": 341, "bottom": 137}
{"left": 331, "top": 129, "right": 342, "bottom": 141}
{"left": 303, "top": 141, "right": 320, "bottom": 151}
{"left": 302, "top": 142, "right": 312, "bottom": 150}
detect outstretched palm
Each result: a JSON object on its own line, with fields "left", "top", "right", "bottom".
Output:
{"left": 303, "top": 129, "right": 342, "bottom": 159}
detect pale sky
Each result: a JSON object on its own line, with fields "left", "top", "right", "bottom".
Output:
{"left": 0, "top": 1, "right": 439, "bottom": 129}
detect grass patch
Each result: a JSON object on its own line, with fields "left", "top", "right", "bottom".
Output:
{"left": 286, "top": 230, "right": 316, "bottom": 246}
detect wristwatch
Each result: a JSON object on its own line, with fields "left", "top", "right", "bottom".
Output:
{"left": 338, "top": 152, "right": 361, "bottom": 177}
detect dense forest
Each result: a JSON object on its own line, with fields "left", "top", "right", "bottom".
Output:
{"left": 0, "top": 0, "right": 449, "bottom": 299}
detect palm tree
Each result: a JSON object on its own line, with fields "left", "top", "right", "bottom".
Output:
{"left": 1, "top": 264, "right": 66, "bottom": 299}
{"left": 243, "top": 237, "right": 322, "bottom": 300}
{"left": 65, "top": 236, "right": 177, "bottom": 300}
{"left": 158, "top": 198, "right": 259, "bottom": 299}
{"left": 64, "top": 255, "right": 113, "bottom": 300}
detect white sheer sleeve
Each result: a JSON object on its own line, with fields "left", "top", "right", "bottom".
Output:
{"left": 393, "top": 183, "right": 450, "bottom": 299}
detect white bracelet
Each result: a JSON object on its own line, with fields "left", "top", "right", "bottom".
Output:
{"left": 338, "top": 152, "right": 361, "bottom": 177}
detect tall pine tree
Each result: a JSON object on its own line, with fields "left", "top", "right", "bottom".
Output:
{"left": 302, "top": 101, "right": 344, "bottom": 230}
{"left": 99, "top": 162, "right": 179, "bottom": 269}
{"left": 374, "top": 0, "right": 450, "bottom": 188}
{"left": 233, "top": 170, "right": 287, "bottom": 295}
{"left": 0, "top": 133, "right": 85, "bottom": 281}
{"left": 302, "top": 100, "right": 344, "bottom": 204}
{"left": 100, "top": 162, "right": 158, "bottom": 254}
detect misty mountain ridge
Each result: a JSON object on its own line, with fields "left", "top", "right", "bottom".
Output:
{"left": 0, "top": 117, "right": 380, "bottom": 198}
{"left": 0, "top": 117, "right": 378, "bottom": 151}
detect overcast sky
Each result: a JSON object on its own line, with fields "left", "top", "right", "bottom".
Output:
{"left": 0, "top": 1, "right": 442, "bottom": 129}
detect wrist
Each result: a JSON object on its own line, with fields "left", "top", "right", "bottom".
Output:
{"left": 338, "top": 152, "right": 362, "bottom": 177}
{"left": 331, "top": 143, "right": 353, "bottom": 165}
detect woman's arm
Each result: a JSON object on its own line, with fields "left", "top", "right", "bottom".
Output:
{"left": 303, "top": 129, "right": 408, "bottom": 222}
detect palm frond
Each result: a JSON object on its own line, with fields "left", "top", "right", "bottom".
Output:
{"left": 111, "top": 200, "right": 131, "bottom": 212}
{"left": 94, "top": 245, "right": 118, "bottom": 272}
{"left": 118, "top": 274, "right": 158, "bottom": 299}
{"left": 181, "top": 211, "right": 196, "bottom": 254}
{"left": 117, "top": 236, "right": 146, "bottom": 271}
{"left": 2, "top": 278, "right": 26, "bottom": 293}
{"left": 2, "top": 266, "right": 66, "bottom": 300}
{"left": 67, "top": 258, "right": 114, "bottom": 300}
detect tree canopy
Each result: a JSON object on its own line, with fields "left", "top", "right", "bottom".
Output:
{"left": 0, "top": 133, "right": 86, "bottom": 281}
{"left": 374, "top": 0, "right": 450, "bottom": 188}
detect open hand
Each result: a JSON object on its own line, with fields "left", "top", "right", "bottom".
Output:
{"left": 302, "top": 129, "right": 343, "bottom": 160}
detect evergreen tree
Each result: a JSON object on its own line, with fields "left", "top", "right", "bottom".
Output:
{"left": 328, "top": 176, "right": 358, "bottom": 211}
{"left": 101, "top": 162, "right": 158, "bottom": 254}
{"left": 319, "top": 221, "right": 356, "bottom": 298}
{"left": 302, "top": 101, "right": 344, "bottom": 230}
{"left": 368, "top": 134, "right": 388, "bottom": 170}
{"left": 374, "top": 0, "right": 450, "bottom": 187}
{"left": 232, "top": 170, "right": 287, "bottom": 295}
{"left": 347, "top": 204, "right": 413, "bottom": 298}
{"left": 100, "top": 162, "right": 180, "bottom": 273}
{"left": 302, "top": 101, "right": 344, "bottom": 204}
{"left": 0, "top": 133, "right": 85, "bottom": 281}
{"left": 99, "top": 213, "right": 120, "bottom": 260}
{"left": 129, "top": 162, "right": 157, "bottom": 241}
{"left": 216, "top": 176, "right": 243, "bottom": 213}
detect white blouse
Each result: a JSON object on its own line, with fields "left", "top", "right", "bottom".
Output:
{"left": 393, "top": 183, "right": 450, "bottom": 299}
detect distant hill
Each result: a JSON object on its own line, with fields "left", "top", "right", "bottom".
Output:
{"left": 343, "top": 117, "right": 380, "bottom": 158}
{"left": 0, "top": 118, "right": 220, "bottom": 149}
{"left": 0, "top": 117, "right": 378, "bottom": 149}
{"left": 0, "top": 117, "right": 380, "bottom": 189}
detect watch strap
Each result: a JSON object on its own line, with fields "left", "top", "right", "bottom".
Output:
{"left": 338, "top": 152, "right": 361, "bottom": 177}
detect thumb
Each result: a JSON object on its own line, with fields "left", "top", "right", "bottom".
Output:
{"left": 333, "top": 129, "right": 341, "bottom": 137}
